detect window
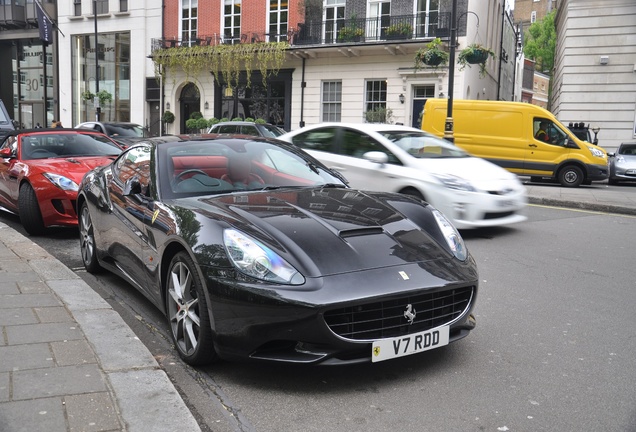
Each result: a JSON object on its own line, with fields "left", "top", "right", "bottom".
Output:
{"left": 530, "top": 11, "right": 537, "bottom": 23}
{"left": 369, "top": 1, "right": 390, "bottom": 40}
{"left": 365, "top": 80, "right": 387, "bottom": 115}
{"left": 268, "top": 0, "right": 288, "bottom": 42}
{"left": 94, "top": 0, "right": 108, "bottom": 15}
{"left": 224, "top": 0, "right": 241, "bottom": 41}
{"left": 416, "top": 0, "right": 439, "bottom": 38}
{"left": 182, "top": 0, "right": 198, "bottom": 44}
{"left": 120, "top": 0, "right": 128, "bottom": 12}
{"left": 73, "top": 0, "right": 81, "bottom": 16}
{"left": 324, "top": 1, "right": 345, "bottom": 44}
{"left": 322, "top": 81, "right": 342, "bottom": 122}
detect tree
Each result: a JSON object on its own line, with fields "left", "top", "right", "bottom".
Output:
{"left": 524, "top": 10, "right": 556, "bottom": 74}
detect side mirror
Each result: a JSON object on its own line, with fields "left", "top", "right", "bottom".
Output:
{"left": 0, "top": 147, "right": 13, "bottom": 158}
{"left": 363, "top": 151, "right": 389, "bottom": 164}
{"left": 123, "top": 176, "right": 142, "bottom": 196}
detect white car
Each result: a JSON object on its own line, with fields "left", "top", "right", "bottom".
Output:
{"left": 279, "top": 123, "right": 527, "bottom": 229}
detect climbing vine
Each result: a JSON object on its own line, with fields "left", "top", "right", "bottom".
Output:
{"left": 152, "top": 42, "right": 289, "bottom": 88}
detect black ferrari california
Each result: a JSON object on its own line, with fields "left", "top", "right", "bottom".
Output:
{"left": 77, "top": 134, "right": 478, "bottom": 365}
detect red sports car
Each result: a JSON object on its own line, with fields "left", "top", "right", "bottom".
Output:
{"left": 0, "top": 128, "right": 122, "bottom": 235}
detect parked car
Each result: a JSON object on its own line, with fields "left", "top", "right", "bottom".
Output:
{"left": 75, "top": 121, "right": 147, "bottom": 148}
{"left": 0, "top": 128, "right": 122, "bottom": 235}
{"left": 279, "top": 123, "right": 527, "bottom": 229}
{"left": 608, "top": 143, "right": 636, "bottom": 185}
{"left": 0, "top": 98, "right": 15, "bottom": 142}
{"left": 77, "top": 134, "right": 479, "bottom": 366}
{"left": 208, "top": 121, "right": 285, "bottom": 138}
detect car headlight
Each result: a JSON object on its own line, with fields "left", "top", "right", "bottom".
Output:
{"left": 588, "top": 146, "right": 605, "bottom": 158}
{"left": 42, "top": 173, "right": 79, "bottom": 192}
{"left": 223, "top": 229, "right": 305, "bottom": 285}
{"left": 431, "top": 209, "right": 468, "bottom": 261}
{"left": 431, "top": 173, "right": 477, "bottom": 192}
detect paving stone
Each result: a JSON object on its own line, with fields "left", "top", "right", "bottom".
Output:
{"left": 0, "top": 258, "right": 32, "bottom": 272}
{"left": 18, "top": 280, "right": 51, "bottom": 294}
{"left": 6, "top": 322, "right": 83, "bottom": 345}
{"left": 0, "top": 293, "right": 61, "bottom": 309}
{"left": 48, "top": 279, "right": 111, "bottom": 311}
{"left": 0, "top": 271, "right": 42, "bottom": 283}
{"left": 0, "top": 281, "right": 19, "bottom": 294}
{"left": 30, "top": 258, "right": 80, "bottom": 280}
{"left": 0, "top": 397, "right": 68, "bottom": 432}
{"left": 12, "top": 364, "right": 107, "bottom": 400}
{"left": 0, "top": 307, "right": 38, "bottom": 326}
{"left": 34, "top": 306, "right": 74, "bottom": 323}
{"left": 51, "top": 339, "right": 97, "bottom": 366}
{"left": 65, "top": 392, "right": 121, "bottom": 432}
{"left": 0, "top": 343, "right": 54, "bottom": 372}
{"left": 0, "top": 372, "right": 8, "bottom": 402}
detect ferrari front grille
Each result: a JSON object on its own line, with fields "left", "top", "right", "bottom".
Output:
{"left": 324, "top": 286, "right": 474, "bottom": 341}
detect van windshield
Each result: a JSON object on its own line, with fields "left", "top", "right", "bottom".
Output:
{"left": 380, "top": 131, "right": 470, "bottom": 159}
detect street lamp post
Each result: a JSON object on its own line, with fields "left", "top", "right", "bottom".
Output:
{"left": 443, "top": 0, "right": 458, "bottom": 143}
{"left": 93, "top": 0, "right": 101, "bottom": 122}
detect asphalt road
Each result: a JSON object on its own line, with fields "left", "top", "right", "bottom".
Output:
{"left": 2, "top": 204, "right": 636, "bottom": 431}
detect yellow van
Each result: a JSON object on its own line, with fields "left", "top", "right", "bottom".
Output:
{"left": 421, "top": 99, "right": 608, "bottom": 187}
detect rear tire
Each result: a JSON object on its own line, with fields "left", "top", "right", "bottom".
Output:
{"left": 558, "top": 165, "right": 584, "bottom": 188}
{"left": 79, "top": 202, "right": 102, "bottom": 273}
{"left": 18, "top": 183, "right": 45, "bottom": 236}
{"left": 166, "top": 251, "right": 218, "bottom": 365}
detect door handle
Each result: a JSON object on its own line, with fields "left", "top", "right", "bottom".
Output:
{"left": 528, "top": 144, "right": 537, "bottom": 148}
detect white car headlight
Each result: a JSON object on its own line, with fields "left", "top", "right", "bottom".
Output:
{"left": 42, "top": 173, "right": 79, "bottom": 191}
{"left": 588, "top": 146, "right": 605, "bottom": 158}
{"left": 432, "top": 209, "right": 468, "bottom": 261}
{"left": 431, "top": 173, "right": 477, "bottom": 192}
{"left": 223, "top": 229, "right": 305, "bottom": 285}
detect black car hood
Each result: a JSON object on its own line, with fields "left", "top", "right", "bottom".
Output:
{"left": 182, "top": 187, "right": 461, "bottom": 277}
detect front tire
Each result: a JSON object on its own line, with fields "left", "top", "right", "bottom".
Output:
{"left": 558, "top": 165, "right": 584, "bottom": 188}
{"left": 166, "top": 251, "right": 218, "bottom": 365}
{"left": 18, "top": 183, "right": 45, "bottom": 236}
{"left": 79, "top": 203, "right": 102, "bottom": 273}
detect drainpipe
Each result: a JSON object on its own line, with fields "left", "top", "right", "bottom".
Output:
{"left": 299, "top": 57, "right": 306, "bottom": 128}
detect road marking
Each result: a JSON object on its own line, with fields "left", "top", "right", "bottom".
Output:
{"left": 528, "top": 203, "right": 636, "bottom": 218}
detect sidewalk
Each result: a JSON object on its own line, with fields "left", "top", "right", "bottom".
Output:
{"left": 0, "top": 180, "right": 634, "bottom": 432}
{"left": 0, "top": 225, "right": 201, "bottom": 432}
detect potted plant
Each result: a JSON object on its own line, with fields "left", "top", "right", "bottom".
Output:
{"left": 337, "top": 26, "right": 365, "bottom": 42}
{"left": 162, "top": 110, "right": 175, "bottom": 124}
{"left": 385, "top": 22, "right": 413, "bottom": 40}
{"left": 414, "top": 38, "right": 449, "bottom": 69}
{"left": 81, "top": 90, "right": 94, "bottom": 101}
{"left": 457, "top": 43, "right": 496, "bottom": 77}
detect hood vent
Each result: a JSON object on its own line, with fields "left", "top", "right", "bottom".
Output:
{"left": 338, "top": 227, "right": 384, "bottom": 238}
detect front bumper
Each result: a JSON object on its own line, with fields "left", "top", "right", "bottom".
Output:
{"left": 201, "top": 261, "right": 478, "bottom": 365}
{"left": 587, "top": 163, "right": 609, "bottom": 181}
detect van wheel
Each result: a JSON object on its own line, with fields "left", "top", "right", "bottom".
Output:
{"left": 558, "top": 165, "right": 584, "bottom": 188}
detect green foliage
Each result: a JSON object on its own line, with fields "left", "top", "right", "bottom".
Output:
{"left": 244, "top": 117, "right": 255, "bottom": 122}
{"left": 152, "top": 42, "right": 289, "bottom": 89}
{"left": 219, "top": 117, "right": 229, "bottom": 123}
{"left": 162, "top": 110, "right": 175, "bottom": 124}
{"left": 457, "top": 44, "right": 496, "bottom": 77}
{"left": 81, "top": 90, "right": 94, "bottom": 101}
{"left": 190, "top": 111, "right": 203, "bottom": 119}
{"left": 207, "top": 118, "right": 220, "bottom": 127}
{"left": 96, "top": 90, "right": 113, "bottom": 105}
{"left": 195, "top": 117, "right": 208, "bottom": 129}
{"left": 337, "top": 26, "right": 365, "bottom": 42}
{"left": 414, "top": 38, "right": 449, "bottom": 69}
{"left": 386, "top": 23, "right": 413, "bottom": 37}
{"left": 364, "top": 106, "right": 393, "bottom": 124}
{"left": 524, "top": 10, "right": 556, "bottom": 74}
{"left": 185, "top": 118, "right": 198, "bottom": 131}
{"left": 254, "top": 118, "right": 266, "bottom": 124}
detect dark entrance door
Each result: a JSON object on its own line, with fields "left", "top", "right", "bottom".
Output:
{"left": 179, "top": 83, "right": 200, "bottom": 133}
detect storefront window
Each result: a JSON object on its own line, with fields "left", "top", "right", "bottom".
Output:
{"left": 72, "top": 32, "right": 131, "bottom": 125}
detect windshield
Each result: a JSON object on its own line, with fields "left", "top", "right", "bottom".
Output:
{"left": 104, "top": 124, "right": 145, "bottom": 137}
{"left": 260, "top": 124, "right": 286, "bottom": 138}
{"left": 379, "top": 131, "right": 470, "bottom": 158}
{"left": 159, "top": 139, "right": 346, "bottom": 199}
{"left": 20, "top": 133, "right": 122, "bottom": 160}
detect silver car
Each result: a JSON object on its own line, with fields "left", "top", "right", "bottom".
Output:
{"left": 609, "top": 143, "right": 636, "bottom": 185}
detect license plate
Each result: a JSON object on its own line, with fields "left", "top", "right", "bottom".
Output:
{"left": 372, "top": 326, "right": 449, "bottom": 362}
{"left": 498, "top": 199, "right": 516, "bottom": 208}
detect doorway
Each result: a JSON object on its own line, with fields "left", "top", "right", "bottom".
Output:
{"left": 179, "top": 83, "right": 200, "bottom": 133}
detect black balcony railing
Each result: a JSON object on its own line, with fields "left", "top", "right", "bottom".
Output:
{"left": 294, "top": 12, "right": 451, "bottom": 46}
{"left": 150, "top": 12, "right": 451, "bottom": 52}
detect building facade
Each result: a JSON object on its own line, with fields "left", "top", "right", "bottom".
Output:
{"left": 551, "top": 0, "right": 636, "bottom": 150}
{"left": 157, "top": 0, "right": 512, "bottom": 134}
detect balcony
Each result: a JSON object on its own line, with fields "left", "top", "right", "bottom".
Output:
{"left": 293, "top": 12, "right": 451, "bottom": 46}
{"left": 0, "top": 1, "right": 26, "bottom": 29}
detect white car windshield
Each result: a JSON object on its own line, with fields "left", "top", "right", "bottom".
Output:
{"left": 379, "top": 131, "right": 470, "bottom": 159}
